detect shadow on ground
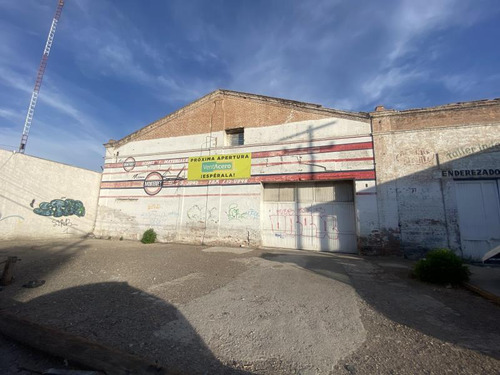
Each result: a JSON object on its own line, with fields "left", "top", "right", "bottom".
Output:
{"left": 261, "top": 251, "right": 500, "bottom": 361}
{"left": 4, "top": 281, "right": 253, "bottom": 375}
{"left": 0, "top": 240, "right": 253, "bottom": 374}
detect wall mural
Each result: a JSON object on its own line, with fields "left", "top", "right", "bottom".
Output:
{"left": 33, "top": 199, "right": 85, "bottom": 217}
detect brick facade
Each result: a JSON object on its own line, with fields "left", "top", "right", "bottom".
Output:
{"left": 371, "top": 99, "right": 500, "bottom": 133}
{"left": 108, "top": 90, "right": 368, "bottom": 147}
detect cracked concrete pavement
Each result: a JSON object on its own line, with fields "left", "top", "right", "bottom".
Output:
{"left": 0, "top": 239, "right": 499, "bottom": 374}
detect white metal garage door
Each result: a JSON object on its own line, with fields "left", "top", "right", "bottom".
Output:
{"left": 261, "top": 181, "right": 357, "bottom": 252}
{"left": 455, "top": 180, "right": 500, "bottom": 260}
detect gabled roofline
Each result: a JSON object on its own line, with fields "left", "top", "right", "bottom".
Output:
{"left": 106, "top": 89, "right": 369, "bottom": 148}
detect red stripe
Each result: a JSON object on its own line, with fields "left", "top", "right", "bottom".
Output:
{"left": 103, "top": 156, "right": 374, "bottom": 175}
{"left": 101, "top": 170, "right": 376, "bottom": 189}
{"left": 104, "top": 141, "right": 373, "bottom": 169}
{"left": 252, "top": 156, "right": 373, "bottom": 167}
{"left": 252, "top": 142, "right": 373, "bottom": 159}
{"left": 103, "top": 168, "right": 184, "bottom": 175}
{"left": 105, "top": 158, "right": 188, "bottom": 169}
{"left": 250, "top": 170, "right": 375, "bottom": 182}
{"left": 99, "top": 193, "right": 261, "bottom": 199}
{"left": 101, "top": 181, "right": 143, "bottom": 188}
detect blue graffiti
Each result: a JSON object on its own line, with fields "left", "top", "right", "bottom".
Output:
{"left": 33, "top": 199, "right": 85, "bottom": 218}
{"left": 0, "top": 212, "right": 24, "bottom": 222}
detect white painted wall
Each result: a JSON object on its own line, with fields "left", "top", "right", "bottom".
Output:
{"left": 0, "top": 150, "right": 102, "bottom": 240}
{"left": 96, "top": 117, "right": 379, "bottom": 251}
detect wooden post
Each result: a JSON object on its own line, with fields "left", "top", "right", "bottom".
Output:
{"left": 0, "top": 311, "right": 179, "bottom": 375}
{"left": 0, "top": 256, "right": 18, "bottom": 286}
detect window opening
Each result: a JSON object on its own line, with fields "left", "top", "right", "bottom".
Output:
{"left": 225, "top": 128, "right": 244, "bottom": 146}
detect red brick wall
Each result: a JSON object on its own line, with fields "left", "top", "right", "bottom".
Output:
{"left": 114, "top": 91, "right": 366, "bottom": 146}
{"left": 372, "top": 100, "right": 500, "bottom": 133}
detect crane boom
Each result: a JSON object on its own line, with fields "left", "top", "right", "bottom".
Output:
{"left": 19, "top": 0, "right": 65, "bottom": 153}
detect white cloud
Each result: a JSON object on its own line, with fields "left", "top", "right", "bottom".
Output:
{"left": 362, "top": 68, "right": 428, "bottom": 102}
{"left": 0, "top": 107, "right": 23, "bottom": 123}
{"left": 441, "top": 74, "right": 477, "bottom": 95}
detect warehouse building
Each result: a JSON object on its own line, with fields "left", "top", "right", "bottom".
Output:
{"left": 95, "top": 90, "right": 378, "bottom": 253}
{"left": 95, "top": 90, "right": 500, "bottom": 260}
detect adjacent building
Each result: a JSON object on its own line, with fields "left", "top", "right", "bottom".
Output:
{"left": 371, "top": 99, "right": 500, "bottom": 259}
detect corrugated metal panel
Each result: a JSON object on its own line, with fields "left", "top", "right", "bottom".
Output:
{"left": 297, "top": 183, "right": 314, "bottom": 203}
{"left": 314, "top": 182, "right": 334, "bottom": 202}
{"left": 279, "top": 183, "right": 296, "bottom": 202}
{"left": 263, "top": 183, "right": 280, "bottom": 201}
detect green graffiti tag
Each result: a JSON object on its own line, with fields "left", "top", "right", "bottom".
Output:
{"left": 33, "top": 199, "right": 85, "bottom": 218}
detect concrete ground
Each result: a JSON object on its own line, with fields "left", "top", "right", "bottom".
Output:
{"left": 467, "top": 264, "right": 500, "bottom": 302}
{"left": 0, "top": 239, "right": 499, "bottom": 375}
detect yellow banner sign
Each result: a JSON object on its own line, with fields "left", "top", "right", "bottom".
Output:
{"left": 188, "top": 153, "right": 251, "bottom": 180}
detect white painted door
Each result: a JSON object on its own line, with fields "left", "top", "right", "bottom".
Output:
{"left": 455, "top": 180, "right": 500, "bottom": 260}
{"left": 261, "top": 181, "right": 357, "bottom": 252}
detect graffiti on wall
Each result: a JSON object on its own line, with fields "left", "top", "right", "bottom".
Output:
{"left": 51, "top": 218, "right": 78, "bottom": 234}
{"left": 187, "top": 205, "right": 218, "bottom": 224}
{"left": 33, "top": 199, "right": 85, "bottom": 217}
{"left": 140, "top": 211, "right": 179, "bottom": 227}
{"left": 163, "top": 166, "right": 187, "bottom": 185}
{"left": 269, "top": 209, "right": 339, "bottom": 240}
{"left": 225, "top": 203, "right": 259, "bottom": 221}
{"left": 0, "top": 212, "right": 24, "bottom": 222}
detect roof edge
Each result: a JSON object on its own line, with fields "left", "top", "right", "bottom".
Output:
{"left": 370, "top": 98, "right": 500, "bottom": 117}
{"left": 106, "top": 89, "right": 369, "bottom": 148}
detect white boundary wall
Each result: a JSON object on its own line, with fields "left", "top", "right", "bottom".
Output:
{"left": 0, "top": 149, "right": 101, "bottom": 240}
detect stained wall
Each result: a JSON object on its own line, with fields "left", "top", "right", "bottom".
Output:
{"left": 371, "top": 99, "right": 500, "bottom": 258}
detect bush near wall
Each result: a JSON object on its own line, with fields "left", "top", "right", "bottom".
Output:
{"left": 413, "top": 248, "right": 470, "bottom": 285}
{"left": 141, "top": 229, "right": 157, "bottom": 244}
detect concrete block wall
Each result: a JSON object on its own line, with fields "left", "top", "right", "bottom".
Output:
{"left": 372, "top": 99, "right": 500, "bottom": 257}
{"left": 0, "top": 149, "right": 102, "bottom": 240}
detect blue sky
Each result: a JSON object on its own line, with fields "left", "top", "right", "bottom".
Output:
{"left": 0, "top": 0, "right": 499, "bottom": 171}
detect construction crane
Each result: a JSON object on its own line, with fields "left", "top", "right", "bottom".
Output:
{"left": 19, "top": 0, "right": 65, "bottom": 153}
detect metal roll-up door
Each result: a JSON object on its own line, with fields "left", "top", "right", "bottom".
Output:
{"left": 261, "top": 181, "right": 357, "bottom": 252}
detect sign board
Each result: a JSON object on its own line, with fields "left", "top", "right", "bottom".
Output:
{"left": 188, "top": 153, "right": 251, "bottom": 180}
{"left": 441, "top": 169, "right": 500, "bottom": 178}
